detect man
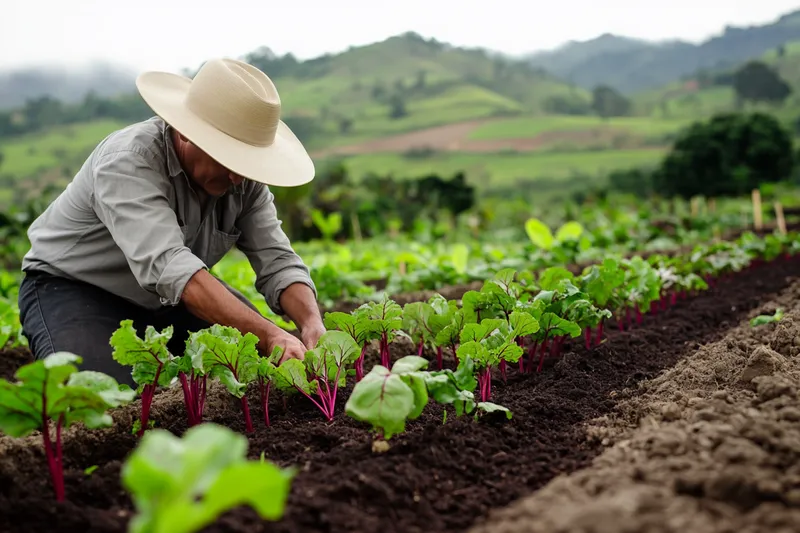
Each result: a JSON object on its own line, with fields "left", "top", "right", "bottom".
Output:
{"left": 17, "top": 57, "right": 325, "bottom": 386}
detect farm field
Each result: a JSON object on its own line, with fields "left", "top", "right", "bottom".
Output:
{"left": 0, "top": 195, "right": 799, "bottom": 532}
{"left": 336, "top": 149, "right": 667, "bottom": 189}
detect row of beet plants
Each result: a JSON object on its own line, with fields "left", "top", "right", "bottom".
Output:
{"left": 338, "top": 230, "right": 800, "bottom": 437}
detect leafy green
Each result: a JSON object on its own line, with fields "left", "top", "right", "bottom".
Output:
{"left": 122, "top": 423, "right": 294, "bottom": 533}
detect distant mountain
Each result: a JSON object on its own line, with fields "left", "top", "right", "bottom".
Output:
{"left": 525, "top": 10, "right": 800, "bottom": 94}
{"left": 0, "top": 62, "right": 136, "bottom": 110}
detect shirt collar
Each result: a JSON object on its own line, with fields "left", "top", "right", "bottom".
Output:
{"left": 162, "top": 122, "right": 185, "bottom": 179}
{"left": 162, "top": 120, "right": 245, "bottom": 196}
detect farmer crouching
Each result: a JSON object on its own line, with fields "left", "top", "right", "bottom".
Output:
{"left": 16, "top": 58, "right": 326, "bottom": 387}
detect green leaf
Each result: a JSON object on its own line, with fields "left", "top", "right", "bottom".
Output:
{"left": 538, "top": 267, "right": 574, "bottom": 291}
{"left": 274, "top": 359, "right": 315, "bottom": 395}
{"left": 509, "top": 311, "right": 540, "bottom": 337}
{"left": 476, "top": 402, "right": 513, "bottom": 419}
{"left": 450, "top": 243, "right": 469, "bottom": 274}
{"left": 554, "top": 221, "right": 584, "bottom": 242}
{"left": 122, "top": 423, "right": 293, "bottom": 533}
{"left": 195, "top": 325, "right": 260, "bottom": 394}
{"left": 750, "top": 308, "right": 784, "bottom": 327}
{"left": 110, "top": 320, "right": 174, "bottom": 388}
{"left": 345, "top": 365, "right": 420, "bottom": 440}
{"left": 391, "top": 355, "right": 429, "bottom": 374}
{"left": 0, "top": 353, "right": 135, "bottom": 437}
{"left": 524, "top": 218, "right": 554, "bottom": 250}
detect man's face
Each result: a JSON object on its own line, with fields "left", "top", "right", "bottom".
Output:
{"left": 182, "top": 139, "right": 245, "bottom": 196}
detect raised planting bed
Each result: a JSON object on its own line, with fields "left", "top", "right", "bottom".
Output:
{"left": 468, "top": 276, "right": 800, "bottom": 533}
{"left": 0, "top": 236, "right": 798, "bottom": 533}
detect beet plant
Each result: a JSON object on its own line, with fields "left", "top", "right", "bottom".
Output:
{"left": 345, "top": 355, "right": 431, "bottom": 439}
{"left": 254, "top": 347, "right": 283, "bottom": 427}
{"left": 110, "top": 320, "right": 176, "bottom": 436}
{"left": 0, "top": 352, "right": 135, "bottom": 501}
{"left": 345, "top": 355, "right": 511, "bottom": 441}
{"left": 462, "top": 268, "right": 521, "bottom": 322}
{"left": 174, "top": 330, "right": 211, "bottom": 427}
{"left": 403, "top": 293, "right": 454, "bottom": 369}
{"left": 275, "top": 330, "right": 359, "bottom": 421}
{"left": 517, "top": 287, "right": 582, "bottom": 373}
{"left": 323, "top": 306, "right": 377, "bottom": 381}
{"left": 578, "top": 258, "right": 625, "bottom": 346}
{"left": 362, "top": 297, "right": 404, "bottom": 368}
{"left": 620, "top": 257, "right": 663, "bottom": 325}
{"left": 456, "top": 311, "right": 538, "bottom": 401}
{"left": 194, "top": 325, "right": 260, "bottom": 433}
{"left": 122, "top": 423, "right": 294, "bottom": 533}
{"left": 433, "top": 306, "right": 469, "bottom": 367}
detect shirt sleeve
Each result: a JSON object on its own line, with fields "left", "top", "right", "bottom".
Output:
{"left": 235, "top": 183, "right": 316, "bottom": 315}
{"left": 91, "top": 149, "right": 207, "bottom": 306}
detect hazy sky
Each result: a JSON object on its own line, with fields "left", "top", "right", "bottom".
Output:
{"left": 4, "top": 0, "right": 800, "bottom": 73}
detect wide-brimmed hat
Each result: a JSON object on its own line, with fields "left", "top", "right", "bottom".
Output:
{"left": 135, "top": 57, "right": 314, "bottom": 187}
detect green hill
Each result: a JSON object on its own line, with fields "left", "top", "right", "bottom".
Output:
{"left": 240, "top": 32, "right": 590, "bottom": 148}
{"left": 632, "top": 39, "right": 800, "bottom": 124}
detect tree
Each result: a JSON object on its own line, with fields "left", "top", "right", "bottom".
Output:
{"left": 414, "top": 70, "right": 427, "bottom": 90}
{"left": 389, "top": 95, "right": 408, "bottom": 119}
{"left": 652, "top": 112, "right": 795, "bottom": 199}
{"left": 733, "top": 61, "right": 792, "bottom": 105}
{"left": 591, "top": 85, "right": 630, "bottom": 119}
{"left": 338, "top": 118, "right": 354, "bottom": 134}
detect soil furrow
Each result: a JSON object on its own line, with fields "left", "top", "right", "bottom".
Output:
{"left": 0, "top": 258, "right": 797, "bottom": 533}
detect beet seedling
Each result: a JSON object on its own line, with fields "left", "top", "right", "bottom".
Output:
{"left": 110, "top": 320, "right": 176, "bottom": 436}
{"left": 122, "top": 423, "right": 294, "bottom": 533}
{"left": 0, "top": 353, "right": 135, "bottom": 501}
{"left": 275, "top": 330, "right": 360, "bottom": 421}
{"left": 193, "top": 325, "right": 260, "bottom": 433}
{"left": 323, "top": 306, "right": 376, "bottom": 381}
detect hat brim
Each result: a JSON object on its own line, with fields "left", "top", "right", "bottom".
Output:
{"left": 135, "top": 71, "right": 315, "bottom": 187}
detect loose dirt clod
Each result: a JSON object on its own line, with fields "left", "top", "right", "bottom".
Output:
{"left": 739, "top": 345, "right": 787, "bottom": 386}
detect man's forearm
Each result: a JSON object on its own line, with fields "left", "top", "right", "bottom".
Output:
{"left": 279, "top": 282, "right": 323, "bottom": 331}
{"left": 181, "top": 269, "right": 282, "bottom": 347}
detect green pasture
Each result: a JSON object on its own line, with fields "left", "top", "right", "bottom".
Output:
{"left": 335, "top": 148, "right": 666, "bottom": 188}
{"left": 0, "top": 119, "right": 126, "bottom": 179}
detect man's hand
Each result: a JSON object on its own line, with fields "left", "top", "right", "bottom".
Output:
{"left": 264, "top": 329, "right": 308, "bottom": 364}
{"left": 279, "top": 283, "right": 326, "bottom": 350}
{"left": 300, "top": 322, "right": 326, "bottom": 350}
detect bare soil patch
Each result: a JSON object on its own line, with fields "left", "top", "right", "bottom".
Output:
{"left": 311, "top": 119, "right": 655, "bottom": 157}
{"left": 469, "top": 271, "right": 800, "bottom": 533}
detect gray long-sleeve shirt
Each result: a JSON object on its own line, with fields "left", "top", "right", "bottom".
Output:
{"left": 22, "top": 116, "right": 316, "bottom": 315}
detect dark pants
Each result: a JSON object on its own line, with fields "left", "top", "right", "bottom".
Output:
{"left": 17, "top": 270, "right": 260, "bottom": 388}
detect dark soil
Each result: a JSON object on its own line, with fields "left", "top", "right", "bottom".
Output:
{"left": 0, "top": 257, "right": 798, "bottom": 533}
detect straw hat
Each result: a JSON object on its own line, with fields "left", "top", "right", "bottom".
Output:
{"left": 135, "top": 58, "right": 314, "bottom": 187}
